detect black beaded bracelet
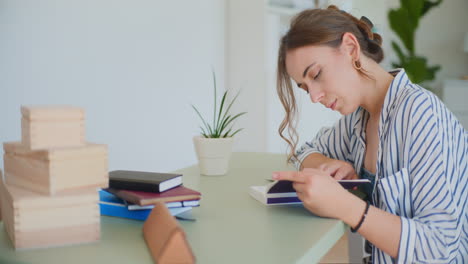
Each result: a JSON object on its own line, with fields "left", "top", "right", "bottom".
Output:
{"left": 351, "top": 201, "right": 370, "bottom": 233}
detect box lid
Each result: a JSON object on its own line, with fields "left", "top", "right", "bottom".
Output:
{"left": 21, "top": 105, "right": 84, "bottom": 121}
{"left": 0, "top": 178, "right": 98, "bottom": 210}
{"left": 3, "top": 141, "right": 107, "bottom": 161}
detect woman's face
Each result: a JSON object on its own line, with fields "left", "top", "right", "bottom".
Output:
{"left": 285, "top": 44, "right": 362, "bottom": 115}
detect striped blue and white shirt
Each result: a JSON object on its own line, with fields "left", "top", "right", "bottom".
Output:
{"left": 295, "top": 69, "right": 468, "bottom": 263}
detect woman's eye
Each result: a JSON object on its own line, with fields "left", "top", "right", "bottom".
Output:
{"left": 313, "top": 70, "right": 321, "bottom": 80}
{"left": 297, "top": 84, "right": 309, "bottom": 94}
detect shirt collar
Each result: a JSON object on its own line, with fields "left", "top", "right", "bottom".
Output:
{"left": 352, "top": 69, "right": 410, "bottom": 134}
{"left": 379, "top": 69, "right": 410, "bottom": 129}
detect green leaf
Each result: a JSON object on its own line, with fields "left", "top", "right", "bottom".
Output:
{"left": 388, "top": 8, "right": 416, "bottom": 54}
{"left": 421, "top": 0, "right": 442, "bottom": 16}
{"left": 222, "top": 128, "right": 232, "bottom": 138}
{"left": 192, "top": 105, "right": 213, "bottom": 135}
{"left": 199, "top": 126, "right": 208, "bottom": 137}
{"left": 391, "top": 41, "right": 406, "bottom": 64}
{"left": 401, "top": 0, "right": 424, "bottom": 27}
{"left": 220, "top": 112, "right": 247, "bottom": 134}
{"left": 212, "top": 69, "right": 217, "bottom": 132}
{"left": 229, "top": 128, "right": 243, "bottom": 137}
{"left": 398, "top": 55, "right": 440, "bottom": 84}
{"left": 218, "top": 114, "right": 231, "bottom": 135}
{"left": 392, "top": 62, "right": 402, "bottom": 69}
{"left": 206, "top": 124, "right": 214, "bottom": 137}
{"left": 215, "top": 91, "right": 228, "bottom": 134}
{"left": 219, "top": 89, "right": 242, "bottom": 132}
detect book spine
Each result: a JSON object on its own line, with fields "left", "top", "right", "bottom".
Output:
{"left": 99, "top": 203, "right": 191, "bottom": 220}
{"left": 109, "top": 180, "right": 160, "bottom": 193}
{"left": 267, "top": 197, "right": 302, "bottom": 204}
{"left": 99, "top": 203, "right": 151, "bottom": 221}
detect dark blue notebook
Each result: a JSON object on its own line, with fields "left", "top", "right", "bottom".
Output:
{"left": 250, "top": 179, "right": 371, "bottom": 205}
{"left": 268, "top": 179, "right": 371, "bottom": 193}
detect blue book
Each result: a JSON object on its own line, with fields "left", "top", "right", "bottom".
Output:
{"left": 126, "top": 200, "right": 200, "bottom": 211}
{"left": 99, "top": 190, "right": 191, "bottom": 221}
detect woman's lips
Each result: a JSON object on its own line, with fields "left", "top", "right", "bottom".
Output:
{"left": 330, "top": 99, "right": 337, "bottom": 110}
{"left": 327, "top": 99, "right": 337, "bottom": 110}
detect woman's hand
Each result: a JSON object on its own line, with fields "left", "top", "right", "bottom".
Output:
{"left": 272, "top": 168, "right": 353, "bottom": 219}
{"left": 316, "top": 159, "right": 357, "bottom": 180}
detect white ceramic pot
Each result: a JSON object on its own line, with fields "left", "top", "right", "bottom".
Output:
{"left": 193, "top": 136, "right": 234, "bottom": 176}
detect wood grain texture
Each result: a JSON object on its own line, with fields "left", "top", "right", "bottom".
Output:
{"left": 21, "top": 105, "right": 85, "bottom": 150}
{"left": 21, "top": 105, "right": 85, "bottom": 121}
{"left": 0, "top": 179, "right": 100, "bottom": 250}
{"left": 21, "top": 118, "right": 85, "bottom": 150}
{"left": 4, "top": 142, "right": 108, "bottom": 195}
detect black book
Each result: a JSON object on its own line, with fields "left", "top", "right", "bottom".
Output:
{"left": 109, "top": 170, "right": 183, "bottom": 193}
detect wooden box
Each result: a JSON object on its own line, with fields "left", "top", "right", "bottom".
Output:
{"left": 4, "top": 142, "right": 108, "bottom": 195}
{"left": 21, "top": 105, "right": 85, "bottom": 150}
{"left": 0, "top": 170, "right": 2, "bottom": 221}
{"left": 0, "top": 179, "right": 100, "bottom": 250}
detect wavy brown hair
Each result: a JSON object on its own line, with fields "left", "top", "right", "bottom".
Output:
{"left": 277, "top": 5, "right": 384, "bottom": 163}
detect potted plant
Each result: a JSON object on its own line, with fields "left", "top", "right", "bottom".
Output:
{"left": 192, "top": 71, "right": 246, "bottom": 176}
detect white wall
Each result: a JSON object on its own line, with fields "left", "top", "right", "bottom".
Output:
{"left": 0, "top": 0, "right": 226, "bottom": 172}
{"left": 225, "top": 0, "right": 267, "bottom": 152}
{"left": 415, "top": 0, "right": 468, "bottom": 89}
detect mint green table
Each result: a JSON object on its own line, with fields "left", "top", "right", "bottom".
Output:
{"left": 0, "top": 152, "right": 346, "bottom": 264}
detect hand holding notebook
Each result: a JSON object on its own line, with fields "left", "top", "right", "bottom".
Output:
{"left": 250, "top": 169, "right": 370, "bottom": 205}
{"left": 258, "top": 168, "right": 372, "bottom": 220}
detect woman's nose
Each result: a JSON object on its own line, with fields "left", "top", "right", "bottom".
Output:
{"left": 310, "top": 90, "right": 324, "bottom": 103}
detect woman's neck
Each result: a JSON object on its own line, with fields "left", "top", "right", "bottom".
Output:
{"left": 360, "top": 63, "right": 395, "bottom": 120}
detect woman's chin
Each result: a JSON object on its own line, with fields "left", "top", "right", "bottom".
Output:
{"left": 339, "top": 107, "right": 355, "bottom": 115}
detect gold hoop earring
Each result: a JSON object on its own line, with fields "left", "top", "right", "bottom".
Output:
{"left": 353, "top": 60, "right": 362, "bottom": 70}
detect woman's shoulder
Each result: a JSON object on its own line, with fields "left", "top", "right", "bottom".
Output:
{"left": 393, "top": 82, "right": 465, "bottom": 135}
{"left": 393, "top": 82, "right": 441, "bottom": 118}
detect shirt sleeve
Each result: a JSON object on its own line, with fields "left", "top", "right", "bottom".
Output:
{"left": 395, "top": 96, "right": 467, "bottom": 263}
{"left": 293, "top": 114, "right": 353, "bottom": 170}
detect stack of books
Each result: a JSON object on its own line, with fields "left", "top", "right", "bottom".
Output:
{"left": 0, "top": 105, "right": 108, "bottom": 249}
{"left": 100, "top": 170, "right": 201, "bottom": 221}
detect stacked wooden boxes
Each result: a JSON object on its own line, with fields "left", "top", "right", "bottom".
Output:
{"left": 0, "top": 170, "right": 2, "bottom": 221}
{"left": 0, "top": 106, "right": 108, "bottom": 249}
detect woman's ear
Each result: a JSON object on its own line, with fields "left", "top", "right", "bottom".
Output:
{"left": 340, "top": 32, "right": 361, "bottom": 62}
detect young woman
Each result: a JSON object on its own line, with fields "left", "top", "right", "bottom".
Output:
{"left": 272, "top": 6, "right": 467, "bottom": 263}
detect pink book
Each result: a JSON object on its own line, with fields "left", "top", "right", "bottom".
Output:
{"left": 106, "top": 186, "right": 201, "bottom": 206}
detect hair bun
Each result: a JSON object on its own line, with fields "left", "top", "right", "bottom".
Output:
{"left": 360, "top": 16, "right": 374, "bottom": 29}
{"left": 372, "top": 33, "right": 383, "bottom": 46}
{"left": 327, "top": 5, "right": 340, "bottom": 11}
{"left": 359, "top": 16, "right": 381, "bottom": 46}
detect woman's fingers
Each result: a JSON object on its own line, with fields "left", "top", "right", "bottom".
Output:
{"left": 318, "top": 163, "right": 339, "bottom": 176}
{"left": 349, "top": 172, "right": 358, "bottom": 180}
{"left": 292, "top": 182, "right": 306, "bottom": 194}
{"left": 272, "top": 171, "right": 306, "bottom": 183}
{"left": 333, "top": 167, "right": 360, "bottom": 180}
{"left": 333, "top": 167, "right": 348, "bottom": 180}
